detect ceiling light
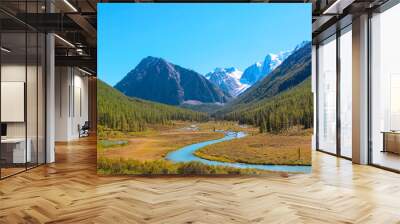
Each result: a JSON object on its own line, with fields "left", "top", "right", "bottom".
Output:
{"left": 63, "top": 0, "right": 78, "bottom": 12}
{"left": 1, "top": 47, "right": 11, "bottom": 53}
{"left": 76, "top": 48, "right": 84, "bottom": 55}
{"left": 54, "top": 34, "right": 75, "bottom": 48}
{"left": 78, "top": 67, "right": 93, "bottom": 76}
{"left": 323, "top": 0, "right": 355, "bottom": 15}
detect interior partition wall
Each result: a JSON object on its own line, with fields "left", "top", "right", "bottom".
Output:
{"left": 370, "top": 2, "right": 400, "bottom": 171}
{"left": 0, "top": 1, "right": 47, "bottom": 179}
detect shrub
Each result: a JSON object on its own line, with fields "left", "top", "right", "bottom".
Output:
{"left": 97, "top": 157, "right": 266, "bottom": 175}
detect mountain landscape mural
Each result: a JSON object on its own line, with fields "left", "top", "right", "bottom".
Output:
{"left": 98, "top": 3, "right": 312, "bottom": 176}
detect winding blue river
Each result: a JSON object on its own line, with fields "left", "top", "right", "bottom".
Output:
{"left": 166, "top": 131, "right": 312, "bottom": 173}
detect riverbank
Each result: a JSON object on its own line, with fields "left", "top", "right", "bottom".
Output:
{"left": 97, "top": 121, "right": 312, "bottom": 174}
{"left": 97, "top": 158, "right": 271, "bottom": 175}
{"left": 98, "top": 121, "right": 225, "bottom": 161}
{"left": 194, "top": 131, "right": 312, "bottom": 166}
{"left": 165, "top": 131, "right": 311, "bottom": 173}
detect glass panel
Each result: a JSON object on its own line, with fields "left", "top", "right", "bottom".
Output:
{"left": 371, "top": 4, "right": 400, "bottom": 171}
{"left": 340, "top": 28, "right": 352, "bottom": 158}
{"left": 1, "top": 31, "right": 27, "bottom": 177}
{"left": 27, "top": 31, "right": 38, "bottom": 169}
{"left": 26, "top": 0, "right": 39, "bottom": 169}
{"left": 0, "top": 1, "right": 46, "bottom": 178}
{"left": 318, "top": 36, "right": 337, "bottom": 154}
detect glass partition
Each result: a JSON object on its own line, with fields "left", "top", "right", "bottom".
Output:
{"left": 27, "top": 31, "right": 38, "bottom": 169}
{"left": 370, "top": 3, "right": 400, "bottom": 171}
{"left": 339, "top": 27, "right": 352, "bottom": 158}
{"left": 1, "top": 31, "right": 28, "bottom": 177}
{"left": 317, "top": 35, "right": 337, "bottom": 154}
{"left": 0, "top": 1, "right": 46, "bottom": 179}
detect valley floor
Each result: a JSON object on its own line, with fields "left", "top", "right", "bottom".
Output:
{"left": 98, "top": 121, "right": 312, "bottom": 175}
{"left": 98, "top": 124, "right": 223, "bottom": 161}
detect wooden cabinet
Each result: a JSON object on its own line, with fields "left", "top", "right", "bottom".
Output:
{"left": 382, "top": 132, "right": 400, "bottom": 154}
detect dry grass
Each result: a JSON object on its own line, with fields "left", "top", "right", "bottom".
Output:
{"left": 197, "top": 121, "right": 259, "bottom": 134}
{"left": 194, "top": 131, "right": 312, "bottom": 166}
{"left": 98, "top": 121, "right": 311, "bottom": 172}
{"left": 97, "top": 157, "right": 273, "bottom": 175}
{"left": 98, "top": 122, "right": 224, "bottom": 161}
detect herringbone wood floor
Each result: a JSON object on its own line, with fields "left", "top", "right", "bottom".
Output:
{"left": 1, "top": 137, "right": 400, "bottom": 224}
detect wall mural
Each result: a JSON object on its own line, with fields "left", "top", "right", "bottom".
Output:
{"left": 97, "top": 3, "right": 313, "bottom": 175}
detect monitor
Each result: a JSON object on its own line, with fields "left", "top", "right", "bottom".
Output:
{"left": 1, "top": 123, "right": 7, "bottom": 137}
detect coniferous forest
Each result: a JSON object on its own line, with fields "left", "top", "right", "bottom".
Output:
{"left": 98, "top": 80, "right": 209, "bottom": 132}
{"left": 98, "top": 77, "right": 313, "bottom": 134}
{"left": 216, "top": 78, "right": 313, "bottom": 133}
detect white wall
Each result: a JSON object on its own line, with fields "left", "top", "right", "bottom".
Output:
{"left": 72, "top": 73, "right": 89, "bottom": 138}
{"left": 55, "top": 67, "right": 70, "bottom": 141}
{"left": 55, "top": 67, "right": 89, "bottom": 141}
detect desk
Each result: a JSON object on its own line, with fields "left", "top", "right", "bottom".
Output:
{"left": 1, "top": 138, "right": 31, "bottom": 164}
{"left": 382, "top": 131, "right": 400, "bottom": 155}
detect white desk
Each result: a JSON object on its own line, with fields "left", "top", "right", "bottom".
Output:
{"left": 1, "top": 138, "right": 31, "bottom": 163}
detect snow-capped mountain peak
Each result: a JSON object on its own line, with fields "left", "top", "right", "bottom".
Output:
{"left": 294, "top": 41, "right": 310, "bottom": 51}
{"left": 241, "top": 49, "right": 293, "bottom": 86}
{"left": 205, "top": 41, "right": 308, "bottom": 98}
{"left": 225, "top": 67, "right": 243, "bottom": 80}
{"left": 205, "top": 67, "right": 248, "bottom": 97}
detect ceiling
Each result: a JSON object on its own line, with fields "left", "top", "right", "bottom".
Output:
{"left": 0, "top": 0, "right": 97, "bottom": 74}
{"left": 1, "top": 0, "right": 394, "bottom": 75}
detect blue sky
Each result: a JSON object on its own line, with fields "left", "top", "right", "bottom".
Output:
{"left": 98, "top": 3, "right": 311, "bottom": 86}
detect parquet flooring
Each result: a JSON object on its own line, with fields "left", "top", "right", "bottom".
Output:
{"left": 1, "top": 136, "right": 400, "bottom": 223}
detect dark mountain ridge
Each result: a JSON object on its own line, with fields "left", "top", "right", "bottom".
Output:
{"left": 114, "top": 56, "right": 231, "bottom": 106}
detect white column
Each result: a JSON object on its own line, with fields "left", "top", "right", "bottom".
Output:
{"left": 46, "top": 32, "right": 55, "bottom": 163}
{"left": 352, "top": 14, "right": 369, "bottom": 164}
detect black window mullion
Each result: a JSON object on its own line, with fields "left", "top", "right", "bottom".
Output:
{"left": 336, "top": 29, "right": 341, "bottom": 157}
{"left": 367, "top": 11, "right": 373, "bottom": 165}
{"left": 36, "top": 0, "right": 39, "bottom": 168}
{"left": 316, "top": 45, "right": 320, "bottom": 151}
{"left": 25, "top": 0, "right": 28, "bottom": 171}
